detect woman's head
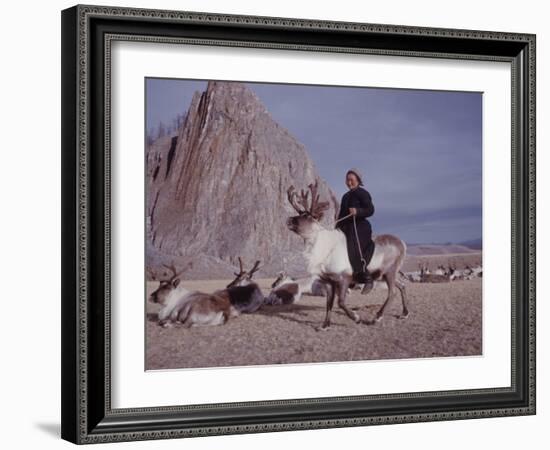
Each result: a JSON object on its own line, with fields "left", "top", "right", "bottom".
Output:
{"left": 346, "top": 169, "right": 363, "bottom": 189}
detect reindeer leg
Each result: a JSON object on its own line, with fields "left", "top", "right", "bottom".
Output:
{"left": 158, "top": 319, "right": 173, "bottom": 328}
{"left": 377, "top": 273, "right": 396, "bottom": 320}
{"left": 181, "top": 318, "right": 193, "bottom": 329}
{"left": 395, "top": 278, "right": 409, "bottom": 318}
{"left": 337, "top": 276, "right": 360, "bottom": 324}
{"left": 366, "top": 273, "right": 395, "bottom": 324}
{"left": 321, "top": 282, "right": 335, "bottom": 329}
{"left": 178, "top": 301, "right": 194, "bottom": 328}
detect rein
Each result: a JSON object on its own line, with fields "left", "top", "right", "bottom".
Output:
{"left": 333, "top": 213, "right": 353, "bottom": 225}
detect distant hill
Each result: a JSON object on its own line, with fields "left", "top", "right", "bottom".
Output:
{"left": 457, "top": 238, "right": 482, "bottom": 250}
{"left": 406, "top": 243, "right": 481, "bottom": 256}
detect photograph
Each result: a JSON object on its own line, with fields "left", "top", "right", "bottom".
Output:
{"left": 57, "top": 2, "right": 536, "bottom": 445}
{"left": 145, "top": 79, "right": 483, "bottom": 370}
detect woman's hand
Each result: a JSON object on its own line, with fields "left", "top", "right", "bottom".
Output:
{"left": 349, "top": 208, "right": 357, "bottom": 216}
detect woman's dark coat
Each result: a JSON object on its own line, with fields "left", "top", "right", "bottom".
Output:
{"left": 336, "top": 187, "right": 375, "bottom": 274}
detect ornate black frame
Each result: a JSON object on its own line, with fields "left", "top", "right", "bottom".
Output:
{"left": 61, "top": 4, "right": 536, "bottom": 444}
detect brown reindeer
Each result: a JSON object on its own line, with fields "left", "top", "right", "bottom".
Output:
{"left": 215, "top": 258, "right": 265, "bottom": 313}
{"left": 148, "top": 263, "right": 238, "bottom": 328}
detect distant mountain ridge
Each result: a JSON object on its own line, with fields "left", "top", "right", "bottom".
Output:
{"left": 405, "top": 238, "right": 482, "bottom": 256}
{"left": 457, "top": 238, "right": 482, "bottom": 250}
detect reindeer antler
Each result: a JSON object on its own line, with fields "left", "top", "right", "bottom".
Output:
{"left": 308, "top": 181, "right": 330, "bottom": 219}
{"left": 287, "top": 181, "right": 330, "bottom": 219}
{"left": 234, "top": 257, "right": 246, "bottom": 276}
{"left": 298, "top": 188, "right": 310, "bottom": 212}
{"left": 248, "top": 260, "right": 261, "bottom": 278}
{"left": 162, "top": 261, "right": 185, "bottom": 282}
{"left": 287, "top": 185, "right": 305, "bottom": 214}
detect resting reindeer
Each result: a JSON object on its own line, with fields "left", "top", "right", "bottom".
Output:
{"left": 148, "top": 264, "right": 239, "bottom": 328}
{"left": 215, "top": 258, "right": 265, "bottom": 313}
{"left": 265, "top": 272, "right": 329, "bottom": 305}
{"left": 148, "top": 260, "right": 263, "bottom": 328}
{"left": 286, "top": 181, "right": 408, "bottom": 328}
{"left": 301, "top": 276, "right": 329, "bottom": 297}
{"left": 419, "top": 262, "right": 450, "bottom": 283}
{"left": 264, "top": 272, "right": 299, "bottom": 305}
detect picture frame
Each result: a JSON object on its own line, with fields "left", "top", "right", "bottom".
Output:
{"left": 61, "top": 4, "right": 536, "bottom": 444}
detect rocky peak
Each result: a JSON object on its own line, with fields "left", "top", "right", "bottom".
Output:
{"left": 146, "top": 81, "right": 339, "bottom": 278}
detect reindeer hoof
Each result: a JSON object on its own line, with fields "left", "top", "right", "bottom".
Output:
{"left": 361, "top": 283, "right": 374, "bottom": 295}
{"left": 364, "top": 316, "right": 382, "bottom": 326}
{"left": 317, "top": 322, "right": 331, "bottom": 331}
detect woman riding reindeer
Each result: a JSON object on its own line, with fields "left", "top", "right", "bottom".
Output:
{"left": 335, "top": 168, "right": 376, "bottom": 292}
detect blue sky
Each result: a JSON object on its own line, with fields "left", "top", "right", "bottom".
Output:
{"left": 146, "top": 78, "right": 482, "bottom": 244}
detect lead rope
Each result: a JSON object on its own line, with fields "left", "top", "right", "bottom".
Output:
{"left": 352, "top": 215, "right": 368, "bottom": 273}
{"left": 334, "top": 213, "right": 367, "bottom": 273}
{"left": 334, "top": 213, "right": 367, "bottom": 272}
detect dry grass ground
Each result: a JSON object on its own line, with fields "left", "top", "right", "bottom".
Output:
{"left": 146, "top": 254, "right": 482, "bottom": 370}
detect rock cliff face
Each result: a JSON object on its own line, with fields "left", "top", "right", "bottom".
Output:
{"left": 146, "top": 81, "right": 339, "bottom": 278}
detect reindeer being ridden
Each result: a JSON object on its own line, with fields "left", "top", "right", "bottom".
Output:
{"left": 286, "top": 181, "right": 408, "bottom": 328}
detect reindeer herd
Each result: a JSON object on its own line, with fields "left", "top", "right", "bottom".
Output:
{"left": 401, "top": 262, "right": 482, "bottom": 283}
{"left": 147, "top": 180, "right": 481, "bottom": 331}
{"left": 148, "top": 258, "right": 330, "bottom": 328}
{"left": 148, "top": 259, "right": 264, "bottom": 328}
